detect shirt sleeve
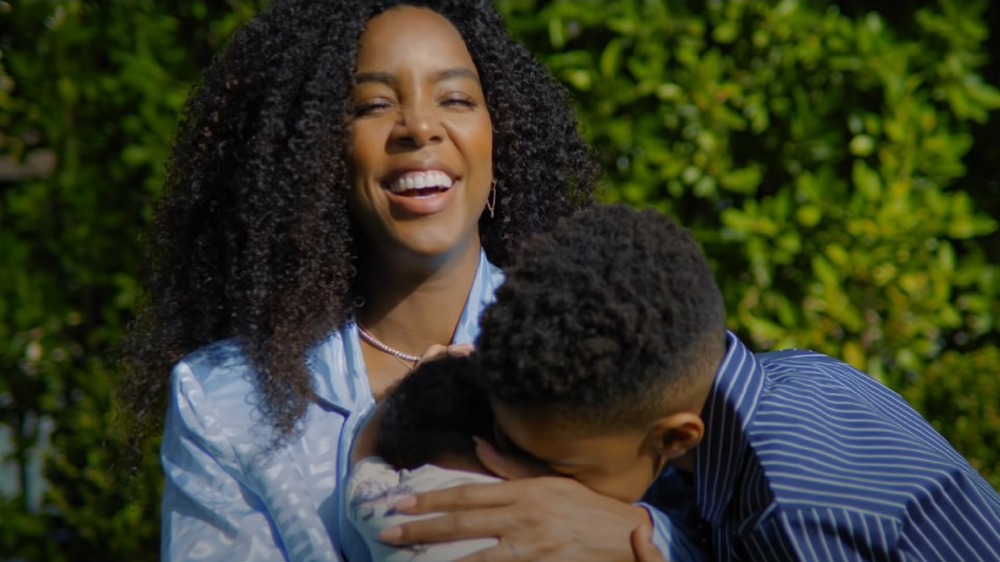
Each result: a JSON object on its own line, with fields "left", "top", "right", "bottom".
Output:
{"left": 768, "top": 471, "right": 1000, "bottom": 562}
{"left": 768, "top": 508, "right": 889, "bottom": 562}
{"left": 160, "top": 361, "right": 286, "bottom": 562}
{"left": 639, "top": 502, "right": 709, "bottom": 562}
{"left": 345, "top": 459, "right": 499, "bottom": 561}
{"left": 639, "top": 467, "right": 710, "bottom": 562}
{"left": 896, "top": 470, "right": 1000, "bottom": 562}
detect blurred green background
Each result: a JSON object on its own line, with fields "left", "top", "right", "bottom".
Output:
{"left": 1, "top": 0, "right": 998, "bottom": 559}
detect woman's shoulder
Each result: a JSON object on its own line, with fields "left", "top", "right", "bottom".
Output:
{"left": 171, "top": 330, "right": 347, "bottom": 401}
{"left": 177, "top": 337, "right": 247, "bottom": 372}
{"left": 166, "top": 340, "right": 263, "bottom": 436}
{"left": 172, "top": 338, "right": 254, "bottom": 393}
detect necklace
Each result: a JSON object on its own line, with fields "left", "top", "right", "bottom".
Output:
{"left": 357, "top": 325, "right": 421, "bottom": 365}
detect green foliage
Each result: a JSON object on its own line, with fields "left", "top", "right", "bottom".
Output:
{"left": 498, "top": 0, "right": 1000, "bottom": 491}
{"left": 0, "top": 0, "right": 997, "bottom": 560}
{"left": 0, "top": 1, "right": 259, "bottom": 559}
{"left": 902, "top": 345, "right": 1000, "bottom": 491}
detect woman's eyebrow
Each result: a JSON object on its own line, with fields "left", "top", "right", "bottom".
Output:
{"left": 354, "top": 67, "right": 480, "bottom": 87}
{"left": 432, "top": 67, "right": 480, "bottom": 84}
{"left": 354, "top": 71, "right": 396, "bottom": 86}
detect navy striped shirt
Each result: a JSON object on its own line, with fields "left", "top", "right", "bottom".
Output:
{"left": 693, "top": 332, "right": 1000, "bottom": 561}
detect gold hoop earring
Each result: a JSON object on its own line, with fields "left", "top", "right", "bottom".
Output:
{"left": 486, "top": 179, "right": 496, "bottom": 219}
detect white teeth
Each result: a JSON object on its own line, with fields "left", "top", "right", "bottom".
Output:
{"left": 389, "top": 170, "right": 453, "bottom": 193}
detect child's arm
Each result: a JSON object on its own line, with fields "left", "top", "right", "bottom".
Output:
{"left": 346, "top": 458, "right": 500, "bottom": 561}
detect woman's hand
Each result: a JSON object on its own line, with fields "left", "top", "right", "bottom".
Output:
{"left": 416, "top": 342, "right": 474, "bottom": 365}
{"left": 377, "top": 441, "right": 652, "bottom": 561}
{"left": 379, "top": 477, "right": 650, "bottom": 561}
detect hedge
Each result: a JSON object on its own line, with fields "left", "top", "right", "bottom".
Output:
{"left": 0, "top": 1, "right": 997, "bottom": 559}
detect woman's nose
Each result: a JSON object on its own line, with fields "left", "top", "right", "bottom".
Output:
{"left": 391, "top": 98, "right": 444, "bottom": 148}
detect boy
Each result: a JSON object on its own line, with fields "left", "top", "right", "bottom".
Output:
{"left": 347, "top": 354, "right": 701, "bottom": 561}
{"left": 470, "top": 205, "right": 1000, "bottom": 560}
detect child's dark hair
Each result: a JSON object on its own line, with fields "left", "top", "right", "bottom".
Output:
{"left": 475, "top": 205, "right": 727, "bottom": 430}
{"left": 375, "top": 356, "right": 494, "bottom": 470}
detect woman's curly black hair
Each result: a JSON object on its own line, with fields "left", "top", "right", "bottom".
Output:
{"left": 121, "top": 0, "right": 599, "bottom": 440}
{"left": 475, "top": 205, "right": 727, "bottom": 429}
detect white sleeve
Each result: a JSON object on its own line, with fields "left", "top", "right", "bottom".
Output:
{"left": 345, "top": 458, "right": 499, "bottom": 561}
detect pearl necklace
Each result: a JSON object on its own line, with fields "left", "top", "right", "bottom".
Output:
{"left": 357, "top": 325, "right": 421, "bottom": 365}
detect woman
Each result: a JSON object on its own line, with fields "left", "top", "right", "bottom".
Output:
{"left": 124, "top": 1, "right": 694, "bottom": 560}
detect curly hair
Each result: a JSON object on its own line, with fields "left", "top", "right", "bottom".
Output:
{"left": 375, "top": 355, "right": 494, "bottom": 470}
{"left": 475, "top": 205, "right": 726, "bottom": 429}
{"left": 121, "top": 0, "right": 599, "bottom": 440}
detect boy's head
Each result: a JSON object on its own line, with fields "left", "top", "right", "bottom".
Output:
{"left": 475, "top": 205, "right": 727, "bottom": 502}
{"left": 375, "top": 355, "right": 494, "bottom": 472}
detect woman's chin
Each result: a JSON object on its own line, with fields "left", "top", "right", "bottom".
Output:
{"left": 378, "top": 214, "right": 478, "bottom": 257}
{"left": 401, "top": 236, "right": 477, "bottom": 263}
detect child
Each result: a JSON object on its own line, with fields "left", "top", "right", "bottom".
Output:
{"left": 469, "top": 204, "right": 1000, "bottom": 560}
{"left": 345, "top": 355, "right": 504, "bottom": 562}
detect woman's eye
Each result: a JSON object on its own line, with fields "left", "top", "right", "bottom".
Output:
{"left": 352, "top": 98, "right": 393, "bottom": 117}
{"left": 440, "top": 95, "right": 476, "bottom": 109}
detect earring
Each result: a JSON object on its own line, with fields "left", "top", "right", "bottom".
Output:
{"left": 486, "top": 179, "right": 497, "bottom": 219}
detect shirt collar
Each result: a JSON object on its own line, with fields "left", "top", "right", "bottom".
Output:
{"left": 307, "top": 249, "right": 505, "bottom": 414}
{"left": 694, "top": 332, "right": 766, "bottom": 525}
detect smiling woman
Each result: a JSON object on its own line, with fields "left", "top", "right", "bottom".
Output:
{"left": 119, "top": 0, "right": 608, "bottom": 559}
{"left": 345, "top": 6, "right": 498, "bottom": 397}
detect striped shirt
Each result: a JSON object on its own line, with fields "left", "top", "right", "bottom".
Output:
{"left": 693, "top": 332, "right": 1000, "bottom": 561}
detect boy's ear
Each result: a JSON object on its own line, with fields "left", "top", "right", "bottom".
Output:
{"left": 646, "top": 412, "right": 704, "bottom": 460}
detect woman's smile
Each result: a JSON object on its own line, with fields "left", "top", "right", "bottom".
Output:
{"left": 384, "top": 169, "right": 454, "bottom": 195}
{"left": 380, "top": 168, "right": 460, "bottom": 216}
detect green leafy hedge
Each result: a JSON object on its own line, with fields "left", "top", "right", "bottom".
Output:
{"left": 0, "top": 1, "right": 260, "bottom": 559}
{"left": 902, "top": 345, "right": 1000, "bottom": 490}
{"left": 0, "top": 0, "right": 997, "bottom": 559}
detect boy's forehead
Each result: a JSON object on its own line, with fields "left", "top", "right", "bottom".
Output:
{"left": 490, "top": 400, "right": 642, "bottom": 466}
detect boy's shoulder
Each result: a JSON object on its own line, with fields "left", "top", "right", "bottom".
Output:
{"left": 755, "top": 348, "right": 853, "bottom": 372}
{"left": 741, "top": 349, "right": 989, "bottom": 523}
{"left": 754, "top": 348, "right": 885, "bottom": 395}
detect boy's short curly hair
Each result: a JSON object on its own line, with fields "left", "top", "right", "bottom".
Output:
{"left": 376, "top": 356, "right": 494, "bottom": 470}
{"left": 475, "top": 205, "right": 727, "bottom": 429}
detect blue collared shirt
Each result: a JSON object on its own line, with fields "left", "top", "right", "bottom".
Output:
{"left": 692, "top": 332, "right": 1000, "bottom": 561}
{"left": 160, "top": 251, "right": 703, "bottom": 561}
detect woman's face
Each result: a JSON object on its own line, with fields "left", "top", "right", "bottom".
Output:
{"left": 346, "top": 6, "right": 493, "bottom": 263}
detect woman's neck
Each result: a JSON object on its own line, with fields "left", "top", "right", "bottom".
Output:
{"left": 355, "top": 240, "right": 482, "bottom": 358}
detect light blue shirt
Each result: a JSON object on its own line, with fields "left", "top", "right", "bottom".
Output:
{"left": 160, "top": 250, "right": 703, "bottom": 561}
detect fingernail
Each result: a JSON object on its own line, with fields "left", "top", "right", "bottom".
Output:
{"left": 379, "top": 526, "right": 402, "bottom": 542}
{"left": 393, "top": 496, "right": 416, "bottom": 511}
